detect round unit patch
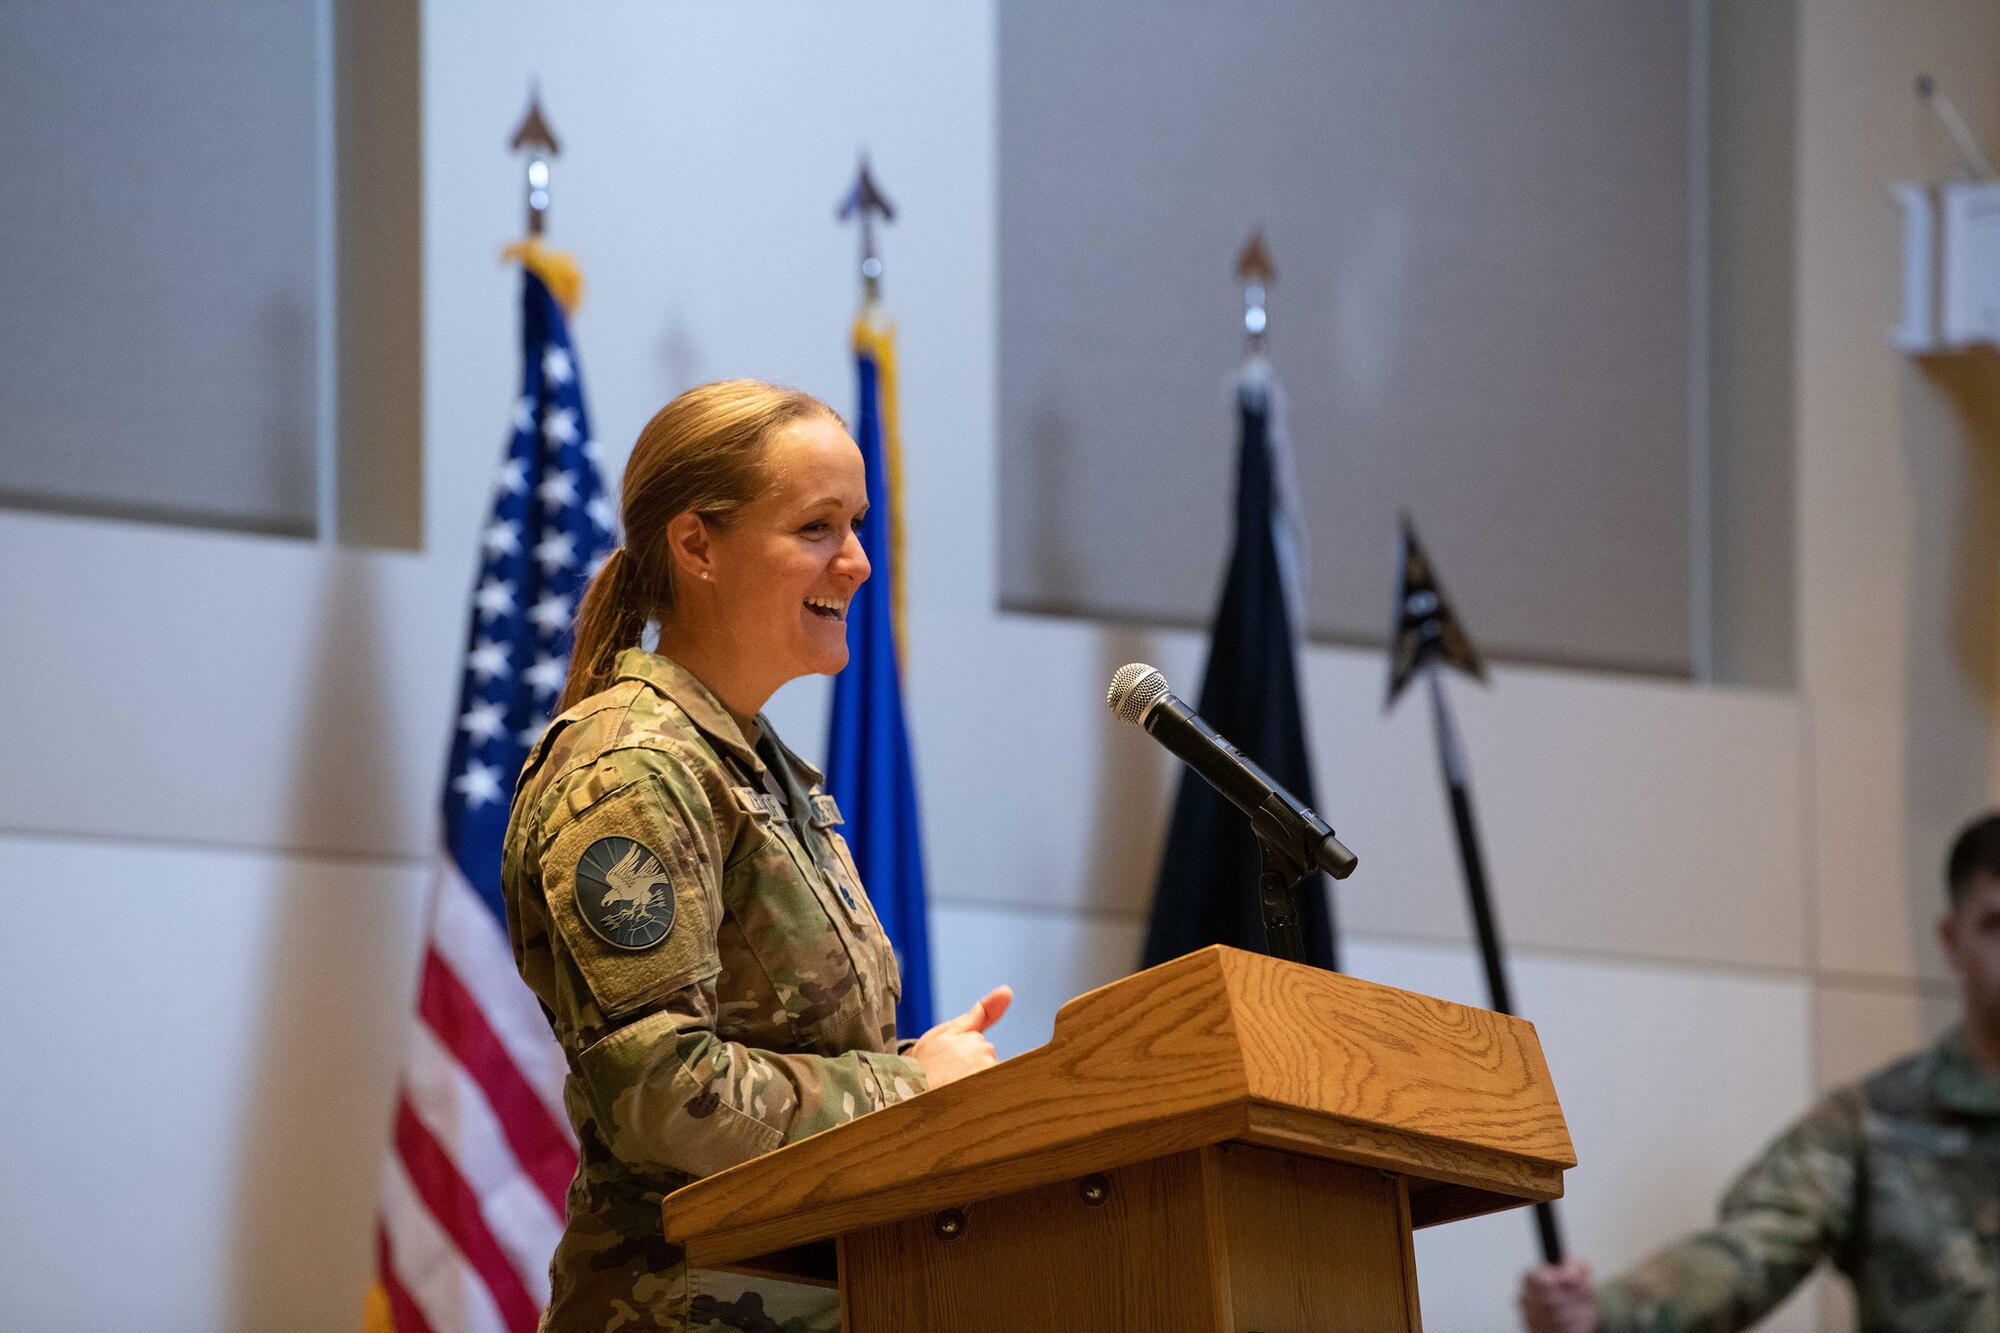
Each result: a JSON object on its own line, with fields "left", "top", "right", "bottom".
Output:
{"left": 573, "top": 836, "right": 677, "bottom": 951}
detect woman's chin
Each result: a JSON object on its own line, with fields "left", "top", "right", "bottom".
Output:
{"left": 800, "top": 637, "right": 850, "bottom": 676}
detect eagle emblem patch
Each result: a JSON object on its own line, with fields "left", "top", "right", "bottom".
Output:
{"left": 574, "top": 836, "right": 676, "bottom": 951}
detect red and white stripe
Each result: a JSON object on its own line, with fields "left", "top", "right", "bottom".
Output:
{"left": 376, "top": 860, "right": 578, "bottom": 1333}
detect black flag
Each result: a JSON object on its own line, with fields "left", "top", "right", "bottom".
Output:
{"left": 1142, "top": 370, "right": 1339, "bottom": 971}
{"left": 1387, "top": 514, "right": 1483, "bottom": 704}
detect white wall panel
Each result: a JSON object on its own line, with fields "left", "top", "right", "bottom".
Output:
{"left": 1343, "top": 937, "right": 1818, "bottom": 1333}
{"left": 841, "top": 601, "right": 1807, "bottom": 976}
{"left": 929, "top": 900, "right": 1146, "bottom": 1060}
{"left": 997, "top": 0, "right": 1697, "bottom": 675}
{"left": 0, "top": 832, "right": 427, "bottom": 1333}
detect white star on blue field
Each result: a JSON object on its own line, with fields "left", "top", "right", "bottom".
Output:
{"left": 442, "top": 271, "right": 616, "bottom": 917}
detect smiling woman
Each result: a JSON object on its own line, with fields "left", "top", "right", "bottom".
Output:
{"left": 504, "top": 379, "right": 1010, "bottom": 1333}
{"left": 652, "top": 410, "right": 872, "bottom": 706}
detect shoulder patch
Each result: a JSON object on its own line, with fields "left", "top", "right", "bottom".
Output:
{"left": 808, "top": 792, "right": 845, "bottom": 829}
{"left": 573, "top": 836, "right": 677, "bottom": 950}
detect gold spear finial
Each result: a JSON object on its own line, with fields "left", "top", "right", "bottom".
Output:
{"left": 837, "top": 153, "right": 897, "bottom": 306}
{"left": 1236, "top": 227, "right": 1276, "bottom": 285}
{"left": 502, "top": 84, "right": 581, "bottom": 309}
{"left": 1237, "top": 227, "right": 1274, "bottom": 355}
{"left": 510, "top": 85, "right": 561, "bottom": 238}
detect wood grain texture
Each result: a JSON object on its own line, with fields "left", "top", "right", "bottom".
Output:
{"left": 1219, "top": 949, "right": 1574, "bottom": 1165}
{"left": 1396, "top": 1174, "right": 1426, "bottom": 1332}
{"left": 1211, "top": 1144, "right": 1418, "bottom": 1333}
{"left": 839, "top": 1152, "right": 1231, "bottom": 1332}
{"left": 1244, "top": 1104, "right": 1563, "bottom": 1222}
{"left": 663, "top": 947, "right": 1573, "bottom": 1268}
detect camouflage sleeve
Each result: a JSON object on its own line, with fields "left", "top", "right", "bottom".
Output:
{"left": 545, "top": 756, "right": 926, "bottom": 1183}
{"left": 1595, "top": 1090, "right": 1861, "bottom": 1333}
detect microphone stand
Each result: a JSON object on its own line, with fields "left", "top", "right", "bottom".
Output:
{"left": 1254, "top": 844, "right": 1311, "bottom": 965}
{"left": 1249, "top": 800, "right": 1325, "bottom": 966}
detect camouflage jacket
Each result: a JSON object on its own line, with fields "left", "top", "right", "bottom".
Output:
{"left": 1597, "top": 1028, "right": 2000, "bottom": 1332}
{"left": 502, "top": 648, "right": 926, "bottom": 1332}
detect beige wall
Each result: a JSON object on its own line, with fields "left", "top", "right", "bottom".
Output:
{"left": 1795, "top": 0, "right": 2000, "bottom": 1060}
{"left": 1789, "top": 2, "right": 2000, "bottom": 1318}
{"left": 1, "top": 4, "right": 1997, "bottom": 1332}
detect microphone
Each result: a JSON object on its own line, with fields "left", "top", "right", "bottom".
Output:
{"left": 1107, "top": 663, "right": 1357, "bottom": 881}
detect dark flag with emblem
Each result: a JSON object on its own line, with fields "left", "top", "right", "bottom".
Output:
{"left": 368, "top": 243, "right": 614, "bottom": 1333}
{"left": 1387, "top": 516, "right": 1484, "bottom": 700}
{"left": 1386, "top": 514, "right": 1564, "bottom": 1264}
{"left": 1141, "top": 362, "right": 1339, "bottom": 971}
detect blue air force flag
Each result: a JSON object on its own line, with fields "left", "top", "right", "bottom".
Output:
{"left": 826, "top": 312, "right": 935, "bottom": 1034}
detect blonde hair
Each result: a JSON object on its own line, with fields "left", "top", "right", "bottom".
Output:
{"left": 560, "top": 379, "right": 839, "bottom": 712}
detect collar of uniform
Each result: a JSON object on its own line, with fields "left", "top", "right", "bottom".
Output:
{"left": 612, "top": 648, "right": 760, "bottom": 770}
{"left": 755, "top": 723, "right": 826, "bottom": 788}
{"left": 1930, "top": 1026, "right": 2000, "bottom": 1118}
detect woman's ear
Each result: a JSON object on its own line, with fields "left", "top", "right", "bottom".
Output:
{"left": 662, "top": 511, "right": 714, "bottom": 584}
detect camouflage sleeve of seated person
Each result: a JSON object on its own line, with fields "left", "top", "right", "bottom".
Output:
{"left": 518, "top": 746, "right": 927, "bottom": 1181}
{"left": 1594, "top": 1089, "right": 1861, "bottom": 1333}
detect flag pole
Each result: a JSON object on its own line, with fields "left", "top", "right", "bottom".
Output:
{"left": 1389, "top": 518, "right": 1563, "bottom": 1263}
{"left": 1424, "top": 666, "right": 1563, "bottom": 1261}
{"left": 504, "top": 88, "right": 581, "bottom": 314}
{"left": 838, "top": 153, "right": 895, "bottom": 307}
{"left": 370, "top": 83, "right": 607, "bottom": 1333}
{"left": 828, "top": 155, "right": 935, "bottom": 1035}
{"left": 1234, "top": 227, "right": 1318, "bottom": 966}
{"left": 510, "top": 84, "right": 561, "bottom": 239}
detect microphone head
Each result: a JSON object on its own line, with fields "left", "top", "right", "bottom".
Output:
{"left": 1107, "top": 663, "right": 1170, "bottom": 727}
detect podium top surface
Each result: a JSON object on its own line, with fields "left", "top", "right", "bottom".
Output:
{"left": 662, "top": 946, "right": 1575, "bottom": 1268}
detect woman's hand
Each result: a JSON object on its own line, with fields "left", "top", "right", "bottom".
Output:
{"left": 908, "top": 986, "right": 1013, "bottom": 1089}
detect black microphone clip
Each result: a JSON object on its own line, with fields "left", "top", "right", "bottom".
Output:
{"left": 1108, "top": 664, "right": 1357, "bottom": 965}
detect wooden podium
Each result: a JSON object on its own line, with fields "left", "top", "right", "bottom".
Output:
{"left": 661, "top": 946, "right": 1574, "bottom": 1331}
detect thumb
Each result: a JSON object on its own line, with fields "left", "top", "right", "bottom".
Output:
{"left": 956, "top": 985, "right": 1013, "bottom": 1034}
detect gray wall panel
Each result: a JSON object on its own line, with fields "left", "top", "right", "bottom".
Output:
{"left": 1, "top": 1, "right": 322, "bottom": 534}
{"left": 999, "top": 1, "right": 1694, "bottom": 675}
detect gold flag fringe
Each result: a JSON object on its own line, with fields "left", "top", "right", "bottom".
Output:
{"left": 503, "top": 238, "right": 584, "bottom": 314}
{"left": 853, "top": 304, "right": 907, "bottom": 663}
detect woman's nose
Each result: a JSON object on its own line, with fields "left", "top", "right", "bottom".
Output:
{"left": 839, "top": 530, "right": 872, "bottom": 585}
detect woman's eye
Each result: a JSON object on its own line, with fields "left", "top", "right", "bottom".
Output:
{"left": 851, "top": 514, "right": 868, "bottom": 533}
{"left": 801, "top": 520, "right": 829, "bottom": 535}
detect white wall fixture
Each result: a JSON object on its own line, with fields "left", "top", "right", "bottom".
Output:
{"left": 1940, "top": 181, "right": 2000, "bottom": 347}
{"left": 1892, "top": 181, "right": 2000, "bottom": 352}
{"left": 1894, "top": 75, "right": 1999, "bottom": 354}
{"left": 1892, "top": 184, "right": 1938, "bottom": 352}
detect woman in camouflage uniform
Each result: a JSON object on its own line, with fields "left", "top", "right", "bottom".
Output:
{"left": 503, "top": 380, "right": 1009, "bottom": 1332}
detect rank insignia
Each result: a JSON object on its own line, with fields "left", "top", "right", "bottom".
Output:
{"left": 573, "top": 836, "right": 676, "bottom": 951}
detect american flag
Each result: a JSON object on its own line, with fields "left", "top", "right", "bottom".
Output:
{"left": 370, "top": 261, "right": 612, "bottom": 1333}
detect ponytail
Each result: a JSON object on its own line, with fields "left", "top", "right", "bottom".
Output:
{"left": 559, "top": 546, "right": 646, "bottom": 713}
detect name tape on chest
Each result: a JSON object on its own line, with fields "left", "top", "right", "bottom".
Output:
{"left": 808, "top": 792, "right": 845, "bottom": 829}
{"left": 732, "top": 785, "right": 785, "bottom": 822}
